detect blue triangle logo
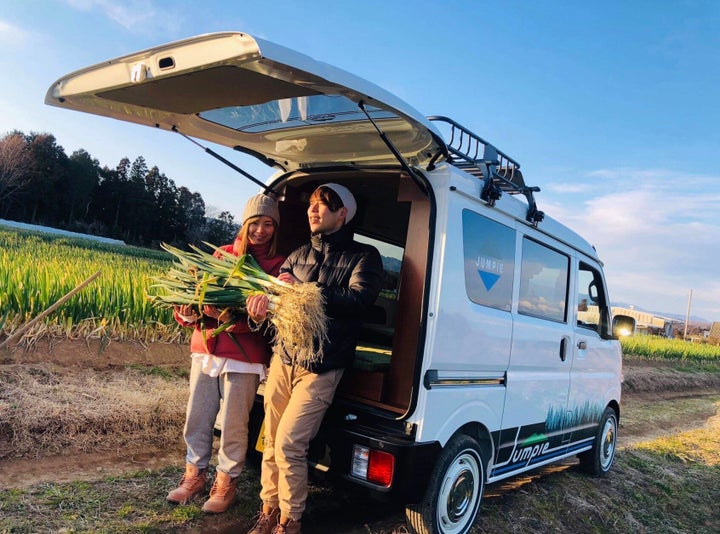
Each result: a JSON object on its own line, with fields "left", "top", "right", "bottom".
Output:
{"left": 478, "top": 270, "right": 500, "bottom": 291}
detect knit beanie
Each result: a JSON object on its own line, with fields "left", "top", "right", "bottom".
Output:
{"left": 322, "top": 183, "right": 357, "bottom": 224}
{"left": 242, "top": 194, "right": 280, "bottom": 226}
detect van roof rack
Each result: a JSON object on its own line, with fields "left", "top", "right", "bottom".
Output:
{"left": 427, "top": 116, "right": 544, "bottom": 225}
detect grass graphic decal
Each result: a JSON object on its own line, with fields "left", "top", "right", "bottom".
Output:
{"left": 547, "top": 401, "right": 604, "bottom": 431}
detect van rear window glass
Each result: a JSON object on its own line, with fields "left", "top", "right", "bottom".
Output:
{"left": 199, "top": 94, "right": 394, "bottom": 133}
{"left": 462, "top": 210, "right": 514, "bottom": 311}
{"left": 518, "top": 238, "right": 569, "bottom": 322}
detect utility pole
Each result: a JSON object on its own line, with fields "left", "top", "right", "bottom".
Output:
{"left": 683, "top": 289, "right": 693, "bottom": 340}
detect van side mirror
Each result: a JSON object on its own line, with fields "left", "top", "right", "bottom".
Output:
{"left": 612, "top": 314, "right": 635, "bottom": 338}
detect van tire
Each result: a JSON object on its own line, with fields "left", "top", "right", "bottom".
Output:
{"left": 405, "top": 433, "right": 485, "bottom": 534}
{"left": 579, "top": 406, "right": 618, "bottom": 476}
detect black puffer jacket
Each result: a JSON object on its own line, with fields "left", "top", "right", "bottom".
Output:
{"left": 279, "top": 225, "right": 383, "bottom": 373}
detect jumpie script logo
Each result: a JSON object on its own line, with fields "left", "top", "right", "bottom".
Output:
{"left": 511, "top": 434, "right": 550, "bottom": 466}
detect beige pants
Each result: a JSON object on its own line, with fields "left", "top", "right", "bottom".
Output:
{"left": 260, "top": 356, "right": 344, "bottom": 521}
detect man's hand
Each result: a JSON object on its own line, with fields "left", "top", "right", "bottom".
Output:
{"left": 246, "top": 294, "right": 270, "bottom": 322}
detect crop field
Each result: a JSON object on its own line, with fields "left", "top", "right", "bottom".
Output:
{"left": 2, "top": 226, "right": 719, "bottom": 364}
{"left": 0, "top": 227, "right": 183, "bottom": 343}
{"left": 621, "top": 335, "right": 720, "bottom": 362}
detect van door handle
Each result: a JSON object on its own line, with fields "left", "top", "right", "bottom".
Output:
{"left": 559, "top": 337, "right": 569, "bottom": 361}
{"left": 577, "top": 340, "right": 587, "bottom": 350}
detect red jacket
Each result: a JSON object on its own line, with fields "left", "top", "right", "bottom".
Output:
{"left": 174, "top": 242, "right": 285, "bottom": 364}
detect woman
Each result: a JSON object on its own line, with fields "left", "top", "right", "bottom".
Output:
{"left": 167, "top": 193, "right": 284, "bottom": 514}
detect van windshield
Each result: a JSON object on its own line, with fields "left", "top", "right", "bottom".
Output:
{"left": 199, "top": 94, "right": 395, "bottom": 133}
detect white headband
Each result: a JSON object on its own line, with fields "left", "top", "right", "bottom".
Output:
{"left": 321, "top": 183, "right": 357, "bottom": 224}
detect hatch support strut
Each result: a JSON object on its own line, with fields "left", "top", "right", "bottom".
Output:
{"left": 358, "top": 101, "right": 428, "bottom": 195}
{"left": 171, "top": 127, "right": 278, "bottom": 198}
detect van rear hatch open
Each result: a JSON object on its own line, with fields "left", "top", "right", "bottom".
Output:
{"left": 45, "top": 31, "right": 443, "bottom": 172}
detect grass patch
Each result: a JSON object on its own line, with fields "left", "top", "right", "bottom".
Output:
{"left": 0, "top": 466, "right": 263, "bottom": 533}
{"left": 0, "top": 404, "right": 718, "bottom": 533}
{"left": 0, "top": 364, "right": 187, "bottom": 459}
{"left": 620, "top": 396, "right": 720, "bottom": 443}
{"left": 633, "top": 403, "right": 720, "bottom": 466}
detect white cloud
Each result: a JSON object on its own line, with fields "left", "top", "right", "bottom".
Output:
{"left": 63, "top": 0, "right": 183, "bottom": 35}
{"left": 0, "top": 19, "right": 33, "bottom": 46}
{"left": 544, "top": 182, "right": 593, "bottom": 195}
{"left": 544, "top": 168, "right": 720, "bottom": 319}
{"left": 65, "top": 0, "right": 155, "bottom": 30}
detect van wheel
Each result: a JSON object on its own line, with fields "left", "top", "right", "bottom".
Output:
{"left": 405, "top": 434, "right": 485, "bottom": 534}
{"left": 579, "top": 407, "right": 618, "bottom": 476}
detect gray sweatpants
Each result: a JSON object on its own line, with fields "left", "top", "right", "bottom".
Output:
{"left": 183, "top": 358, "right": 259, "bottom": 477}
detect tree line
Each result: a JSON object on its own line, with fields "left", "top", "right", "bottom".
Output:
{"left": 0, "top": 130, "right": 239, "bottom": 248}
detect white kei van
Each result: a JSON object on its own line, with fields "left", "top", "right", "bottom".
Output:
{"left": 46, "top": 32, "right": 634, "bottom": 534}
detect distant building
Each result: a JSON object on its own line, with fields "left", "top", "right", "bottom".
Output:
{"left": 610, "top": 306, "right": 681, "bottom": 337}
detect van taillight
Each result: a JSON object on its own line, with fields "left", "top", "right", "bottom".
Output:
{"left": 351, "top": 445, "right": 394, "bottom": 487}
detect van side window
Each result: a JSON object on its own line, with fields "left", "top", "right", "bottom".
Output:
{"left": 576, "top": 263, "right": 611, "bottom": 336}
{"left": 518, "top": 238, "right": 569, "bottom": 322}
{"left": 462, "top": 210, "right": 515, "bottom": 311}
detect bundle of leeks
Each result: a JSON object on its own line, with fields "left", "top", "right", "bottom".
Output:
{"left": 149, "top": 242, "right": 327, "bottom": 364}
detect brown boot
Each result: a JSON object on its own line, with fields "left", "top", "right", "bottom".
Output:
{"left": 271, "top": 518, "right": 301, "bottom": 534}
{"left": 201, "top": 471, "right": 238, "bottom": 513}
{"left": 247, "top": 507, "right": 280, "bottom": 534}
{"left": 166, "top": 463, "right": 206, "bottom": 504}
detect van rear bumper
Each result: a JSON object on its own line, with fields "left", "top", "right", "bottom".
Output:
{"left": 250, "top": 396, "right": 441, "bottom": 503}
{"left": 318, "top": 424, "right": 441, "bottom": 503}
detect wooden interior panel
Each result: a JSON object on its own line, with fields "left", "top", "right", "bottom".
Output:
{"left": 382, "top": 177, "right": 430, "bottom": 408}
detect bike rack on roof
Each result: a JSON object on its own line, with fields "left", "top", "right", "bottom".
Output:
{"left": 427, "top": 116, "right": 544, "bottom": 226}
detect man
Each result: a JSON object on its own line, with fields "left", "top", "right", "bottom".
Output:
{"left": 246, "top": 183, "right": 383, "bottom": 534}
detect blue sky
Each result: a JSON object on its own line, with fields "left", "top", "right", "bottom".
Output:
{"left": 1, "top": 0, "right": 718, "bottom": 321}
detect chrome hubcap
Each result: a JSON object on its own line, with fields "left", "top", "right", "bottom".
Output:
{"left": 600, "top": 416, "right": 617, "bottom": 470}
